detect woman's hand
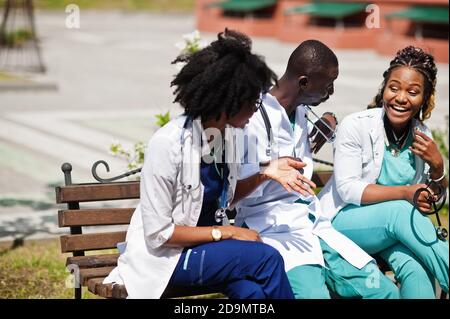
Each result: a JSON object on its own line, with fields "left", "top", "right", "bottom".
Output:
{"left": 410, "top": 130, "right": 444, "bottom": 177}
{"left": 403, "top": 183, "right": 433, "bottom": 213}
{"left": 220, "top": 225, "right": 262, "bottom": 242}
{"left": 261, "top": 156, "right": 316, "bottom": 196}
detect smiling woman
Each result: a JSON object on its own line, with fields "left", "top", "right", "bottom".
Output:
{"left": 371, "top": 46, "right": 438, "bottom": 162}
{"left": 371, "top": 46, "right": 437, "bottom": 121}
{"left": 318, "top": 46, "right": 449, "bottom": 299}
{"left": 383, "top": 67, "right": 426, "bottom": 132}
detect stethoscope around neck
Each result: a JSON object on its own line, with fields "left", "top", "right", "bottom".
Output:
{"left": 180, "top": 116, "right": 198, "bottom": 191}
{"left": 180, "top": 116, "right": 201, "bottom": 216}
{"left": 180, "top": 116, "right": 230, "bottom": 224}
{"left": 259, "top": 103, "right": 337, "bottom": 157}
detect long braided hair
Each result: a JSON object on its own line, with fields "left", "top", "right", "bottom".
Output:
{"left": 368, "top": 46, "right": 437, "bottom": 122}
{"left": 171, "top": 29, "right": 277, "bottom": 122}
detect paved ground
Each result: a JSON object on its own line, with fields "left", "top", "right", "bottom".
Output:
{"left": 0, "top": 11, "right": 448, "bottom": 241}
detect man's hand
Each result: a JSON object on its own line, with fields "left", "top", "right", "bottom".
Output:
{"left": 261, "top": 156, "right": 316, "bottom": 196}
{"left": 309, "top": 113, "right": 337, "bottom": 154}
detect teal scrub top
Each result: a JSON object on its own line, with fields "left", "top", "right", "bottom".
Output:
{"left": 377, "top": 133, "right": 416, "bottom": 186}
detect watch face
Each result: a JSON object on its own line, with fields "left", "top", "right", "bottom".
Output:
{"left": 212, "top": 228, "right": 222, "bottom": 241}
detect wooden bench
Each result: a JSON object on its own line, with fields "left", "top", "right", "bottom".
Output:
{"left": 57, "top": 161, "right": 450, "bottom": 299}
{"left": 55, "top": 161, "right": 333, "bottom": 299}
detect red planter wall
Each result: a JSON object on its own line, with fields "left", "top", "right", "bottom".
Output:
{"left": 196, "top": 0, "right": 448, "bottom": 63}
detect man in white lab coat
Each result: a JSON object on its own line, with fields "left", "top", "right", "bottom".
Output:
{"left": 235, "top": 40, "right": 400, "bottom": 298}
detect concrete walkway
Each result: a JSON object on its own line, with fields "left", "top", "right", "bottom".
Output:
{"left": 0, "top": 11, "right": 448, "bottom": 241}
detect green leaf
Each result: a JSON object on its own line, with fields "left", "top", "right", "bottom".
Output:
{"left": 155, "top": 111, "right": 171, "bottom": 127}
{"left": 109, "top": 143, "right": 122, "bottom": 154}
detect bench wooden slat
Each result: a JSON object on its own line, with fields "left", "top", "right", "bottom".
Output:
{"left": 86, "top": 275, "right": 220, "bottom": 299}
{"left": 112, "top": 284, "right": 128, "bottom": 299}
{"left": 60, "top": 232, "right": 126, "bottom": 253}
{"left": 311, "top": 171, "right": 332, "bottom": 187}
{"left": 90, "top": 282, "right": 221, "bottom": 299}
{"left": 66, "top": 254, "right": 119, "bottom": 268}
{"left": 87, "top": 277, "right": 102, "bottom": 294}
{"left": 162, "top": 286, "right": 222, "bottom": 299}
{"left": 86, "top": 277, "right": 127, "bottom": 299}
{"left": 86, "top": 275, "right": 222, "bottom": 299}
{"left": 58, "top": 209, "right": 134, "bottom": 227}
{"left": 80, "top": 266, "right": 116, "bottom": 286}
{"left": 55, "top": 181, "right": 140, "bottom": 203}
{"left": 87, "top": 278, "right": 112, "bottom": 297}
{"left": 56, "top": 173, "right": 330, "bottom": 204}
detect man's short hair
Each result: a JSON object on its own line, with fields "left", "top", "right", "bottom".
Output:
{"left": 286, "top": 40, "right": 338, "bottom": 77}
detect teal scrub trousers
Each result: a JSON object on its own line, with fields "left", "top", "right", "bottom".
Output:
{"left": 333, "top": 200, "right": 449, "bottom": 298}
{"left": 287, "top": 239, "right": 400, "bottom": 299}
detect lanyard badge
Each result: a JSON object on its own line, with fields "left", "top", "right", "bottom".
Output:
{"left": 215, "top": 177, "right": 230, "bottom": 225}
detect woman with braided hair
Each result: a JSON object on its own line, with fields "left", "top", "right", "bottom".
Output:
{"left": 319, "top": 46, "right": 449, "bottom": 298}
{"left": 103, "top": 29, "right": 304, "bottom": 299}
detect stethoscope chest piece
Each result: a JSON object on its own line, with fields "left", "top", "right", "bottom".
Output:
{"left": 215, "top": 208, "right": 229, "bottom": 224}
{"left": 437, "top": 227, "right": 448, "bottom": 241}
{"left": 413, "top": 181, "right": 448, "bottom": 241}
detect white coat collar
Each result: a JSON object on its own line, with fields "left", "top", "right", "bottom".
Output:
{"left": 262, "top": 93, "right": 313, "bottom": 178}
{"left": 366, "top": 108, "right": 429, "bottom": 183}
{"left": 180, "top": 115, "right": 238, "bottom": 209}
{"left": 367, "top": 108, "right": 384, "bottom": 146}
{"left": 179, "top": 116, "right": 206, "bottom": 193}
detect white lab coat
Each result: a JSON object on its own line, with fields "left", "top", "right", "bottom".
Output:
{"left": 235, "top": 93, "right": 373, "bottom": 271}
{"left": 103, "top": 115, "right": 239, "bottom": 298}
{"left": 318, "top": 107, "right": 431, "bottom": 220}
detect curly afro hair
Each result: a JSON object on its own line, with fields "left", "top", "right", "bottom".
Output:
{"left": 368, "top": 46, "right": 438, "bottom": 122}
{"left": 171, "top": 29, "right": 277, "bottom": 122}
